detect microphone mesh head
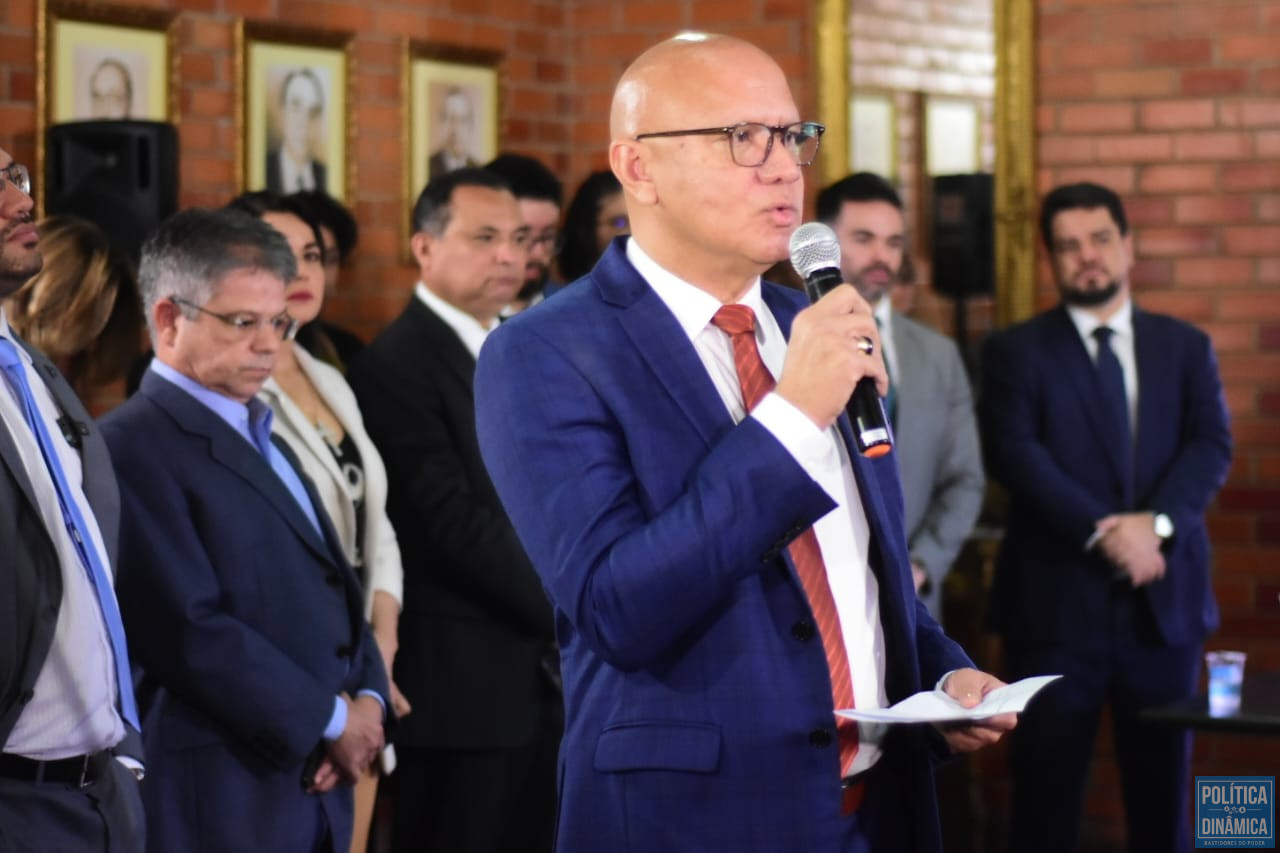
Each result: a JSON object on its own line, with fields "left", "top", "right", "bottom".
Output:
{"left": 789, "top": 222, "right": 841, "bottom": 279}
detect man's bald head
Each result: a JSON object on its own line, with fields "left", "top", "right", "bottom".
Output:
{"left": 604, "top": 32, "right": 806, "bottom": 301}
{"left": 609, "top": 33, "right": 779, "bottom": 140}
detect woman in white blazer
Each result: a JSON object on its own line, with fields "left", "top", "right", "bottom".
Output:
{"left": 231, "top": 192, "right": 407, "bottom": 853}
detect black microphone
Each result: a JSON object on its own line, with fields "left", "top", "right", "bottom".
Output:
{"left": 788, "top": 222, "right": 893, "bottom": 458}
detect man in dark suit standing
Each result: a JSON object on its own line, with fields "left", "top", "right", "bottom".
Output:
{"left": 347, "top": 168, "right": 560, "bottom": 853}
{"left": 817, "top": 172, "right": 985, "bottom": 621}
{"left": 100, "top": 207, "right": 390, "bottom": 853}
{"left": 473, "top": 34, "right": 1013, "bottom": 853}
{"left": 0, "top": 148, "right": 144, "bottom": 852}
{"left": 980, "top": 182, "right": 1232, "bottom": 852}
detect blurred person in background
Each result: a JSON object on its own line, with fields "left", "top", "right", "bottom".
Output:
{"left": 229, "top": 190, "right": 409, "bottom": 853}
{"left": 5, "top": 215, "right": 145, "bottom": 413}
{"left": 485, "top": 153, "right": 563, "bottom": 311}
{"left": 290, "top": 190, "right": 365, "bottom": 369}
{"left": 552, "top": 169, "right": 628, "bottom": 289}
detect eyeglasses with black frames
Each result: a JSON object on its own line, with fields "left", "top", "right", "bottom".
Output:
{"left": 1, "top": 162, "right": 31, "bottom": 195}
{"left": 170, "top": 297, "right": 299, "bottom": 342}
{"left": 634, "top": 121, "right": 825, "bottom": 168}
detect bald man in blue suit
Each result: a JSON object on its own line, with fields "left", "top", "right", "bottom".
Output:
{"left": 474, "top": 33, "right": 1014, "bottom": 853}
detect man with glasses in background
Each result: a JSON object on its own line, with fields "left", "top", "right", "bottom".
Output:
{"left": 348, "top": 168, "right": 562, "bottom": 853}
{"left": 485, "top": 152, "right": 564, "bottom": 311}
{"left": 100, "top": 207, "right": 390, "bottom": 853}
{"left": 0, "top": 150, "right": 145, "bottom": 852}
{"left": 473, "top": 34, "right": 1014, "bottom": 852}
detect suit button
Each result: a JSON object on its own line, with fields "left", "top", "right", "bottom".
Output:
{"left": 791, "top": 619, "right": 815, "bottom": 642}
{"left": 325, "top": 573, "right": 344, "bottom": 587}
{"left": 809, "top": 728, "right": 833, "bottom": 748}
{"left": 335, "top": 645, "right": 352, "bottom": 658}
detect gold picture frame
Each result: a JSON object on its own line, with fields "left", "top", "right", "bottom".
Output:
{"left": 401, "top": 41, "right": 502, "bottom": 254}
{"left": 237, "top": 22, "right": 354, "bottom": 201}
{"left": 849, "top": 91, "right": 897, "bottom": 179}
{"left": 35, "top": 0, "right": 178, "bottom": 211}
{"left": 817, "top": 0, "right": 1037, "bottom": 326}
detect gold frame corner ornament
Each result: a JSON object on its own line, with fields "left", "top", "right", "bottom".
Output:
{"left": 817, "top": 0, "right": 1037, "bottom": 328}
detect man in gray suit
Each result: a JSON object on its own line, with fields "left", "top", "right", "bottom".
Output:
{"left": 0, "top": 148, "right": 144, "bottom": 851}
{"left": 817, "top": 172, "right": 985, "bottom": 619}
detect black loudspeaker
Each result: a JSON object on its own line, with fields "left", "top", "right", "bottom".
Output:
{"left": 931, "top": 173, "right": 993, "bottom": 298}
{"left": 44, "top": 120, "right": 178, "bottom": 261}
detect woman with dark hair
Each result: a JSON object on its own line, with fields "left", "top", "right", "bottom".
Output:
{"left": 227, "top": 190, "right": 407, "bottom": 853}
{"left": 555, "top": 169, "right": 628, "bottom": 285}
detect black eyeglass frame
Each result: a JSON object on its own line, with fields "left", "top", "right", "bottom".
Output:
{"left": 1, "top": 162, "right": 31, "bottom": 195}
{"left": 170, "top": 297, "right": 300, "bottom": 342}
{"left": 633, "top": 121, "right": 826, "bottom": 167}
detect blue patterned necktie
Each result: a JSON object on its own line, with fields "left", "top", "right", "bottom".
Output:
{"left": 1093, "top": 326, "right": 1133, "bottom": 502}
{"left": 0, "top": 337, "right": 140, "bottom": 730}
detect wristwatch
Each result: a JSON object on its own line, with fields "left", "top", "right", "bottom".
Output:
{"left": 1153, "top": 512, "right": 1175, "bottom": 541}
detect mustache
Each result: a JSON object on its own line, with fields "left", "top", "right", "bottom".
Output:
{"left": 0, "top": 210, "right": 35, "bottom": 239}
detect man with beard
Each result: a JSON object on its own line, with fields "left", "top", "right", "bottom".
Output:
{"left": 979, "top": 181, "right": 1232, "bottom": 852}
{"left": 0, "top": 150, "right": 144, "bottom": 851}
{"left": 485, "top": 153, "right": 563, "bottom": 311}
{"left": 817, "top": 172, "right": 984, "bottom": 621}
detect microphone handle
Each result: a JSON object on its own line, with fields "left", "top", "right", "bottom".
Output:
{"left": 802, "top": 267, "right": 893, "bottom": 459}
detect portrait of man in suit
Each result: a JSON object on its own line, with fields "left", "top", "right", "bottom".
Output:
{"left": 266, "top": 67, "right": 329, "bottom": 194}
{"left": 347, "top": 168, "right": 560, "bottom": 853}
{"left": 979, "top": 181, "right": 1232, "bottom": 852}
{"left": 100, "top": 207, "right": 390, "bottom": 853}
{"left": 817, "top": 172, "right": 985, "bottom": 620}
{"left": 473, "top": 33, "right": 1013, "bottom": 852}
{"left": 0, "top": 147, "right": 144, "bottom": 852}
{"left": 426, "top": 86, "right": 479, "bottom": 181}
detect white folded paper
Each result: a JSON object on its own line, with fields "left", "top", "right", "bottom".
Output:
{"left": 836, "top": 674, "right": 1062, "bottom": 725}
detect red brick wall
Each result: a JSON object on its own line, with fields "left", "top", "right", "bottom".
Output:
{"left": 1037, "top": 0, "right": 1280, "bottom": 846}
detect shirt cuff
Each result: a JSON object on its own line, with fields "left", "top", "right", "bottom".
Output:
{"left": 751, "top": 392, "right": 837, "bottom": 481}
{"left": 323, "top": 696, "right": 346, "bottom": 741}
{"left": 357, "top": 689, "right": 387, "bottom": 720}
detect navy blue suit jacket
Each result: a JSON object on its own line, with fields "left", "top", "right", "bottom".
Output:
{"left": 100, "top": 370, "right": 389, "bottom": 853}
{"left": 474, "top": 242, "right": 972, "bottom": 852}
{"left": 979, "top": 304, "right": 1232, "bottom": 648}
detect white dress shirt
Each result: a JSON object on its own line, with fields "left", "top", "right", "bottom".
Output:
{"left": 627, "top": 239, "right": 888, "bottom": 774}
{"left": 277, "top": 149, "right": 317, "bottom": 192}
{"left": 415, "top": 282, "right": 496, "bottom": 359}
{"left": 872, "top": 295, "right": 899, "bottom": 384}
{"left": 0, "top": 312, "right": 124, "bottom": 760}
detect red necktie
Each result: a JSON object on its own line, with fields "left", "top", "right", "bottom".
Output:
{"left": 711, "top": 304, "right": 860, "bottom": 780}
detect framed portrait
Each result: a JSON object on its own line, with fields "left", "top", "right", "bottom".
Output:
{"left": 238, "top": 22, "right": 353, "bottom": 201}
{"left": 36, "top": 0, "right": 178, "bottom": 209}
{"left": 403, "top": 42, "right": 502, "bottom": 243}
{"left": 848, "top": 92, "right": 897, "bottom": 179}
{"left": 925, "top": 97, "right": 981, "bottom": 176}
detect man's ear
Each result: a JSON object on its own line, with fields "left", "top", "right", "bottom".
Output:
{"left": 410, "top": 230, "right": 433, "bottom": 273}
{"left": 610, "top": 140, "right": 657, "bottom": 207}
{"left": 152, "top": 298, "right": 180, "bottom": 350}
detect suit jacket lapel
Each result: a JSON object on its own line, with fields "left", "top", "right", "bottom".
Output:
{"left": 409, "top": 299, "right": 479, "bottom": 397}
{"left": 596, "top": 245, "right": 733, "bottom": 448}
{"left": 140, "top": 371, "right": 337, "bottom": 566}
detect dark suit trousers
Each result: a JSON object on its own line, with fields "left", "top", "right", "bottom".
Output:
{"left": 0, "top": 755, "right": 145, "bottom": 853}
{"left": 1004, "top": 584, "right": 1199, "bottom": 853}
{"left": 390, "top": 682, "right": 562, "bottom": 853}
